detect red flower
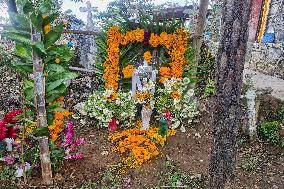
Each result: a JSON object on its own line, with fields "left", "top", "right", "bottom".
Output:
{"left": 164, "top": 111, "right": 172, "bottom": 128}
{"left": 0, "top": 121, "right": 7, "bottom": 140}
{"left": 6, "top": 127, "right": 17, "bottom": 139}
{"left": 108, "top": 117, "right": 118, "bottom": 132}
{"left": 3, "top": 109, "right": 23, "bottom": 123}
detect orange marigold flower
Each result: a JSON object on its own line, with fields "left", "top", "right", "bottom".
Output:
{"left": 143, "top": 51, "right": 152, "bottom": 64}
{"left": 43, "top": 24, "right": 51, "bottom": 35}
{"left": 171, "top": 91, "right": 182, "bottom": 99}
{"left": 149, "top": 33, "right": 160, "bottom": 47}
{"left": 122, "top": 64, "right": 135, "bottom": 79}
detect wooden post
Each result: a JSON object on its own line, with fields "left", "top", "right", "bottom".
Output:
{"left": 192, "top": 0, "right": 209, "bottom": 86}
{"left": 31, "top": 29, "right": 53, "bottom": 185}
{"left": 209, "top": 0, "right": 252, "bottom": 188}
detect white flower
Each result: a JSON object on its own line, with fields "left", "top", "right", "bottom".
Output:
{"left": 187, "top": 89, "right": 194, "bottom": 97}
{"left": 183, "top": 77, "right": 190, "bottom": 85}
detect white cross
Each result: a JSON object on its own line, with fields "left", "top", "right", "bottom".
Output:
{"left": 79, "top": 1, "right": 98, "bottom": 31}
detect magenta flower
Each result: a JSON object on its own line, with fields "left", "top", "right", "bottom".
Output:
{"left": 64, "top": 153, "right": 84, "bottom": 160}
{"left": 73, "top": 138, "right": 85, "bottom": 146}
{"left": 2, "top": 156, "right": 16, "bottom": 165}
{"left": 64, "top": 120, "right": 74, "bottom": 147}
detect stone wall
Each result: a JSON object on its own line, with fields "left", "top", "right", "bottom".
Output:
{"left": 0, "top": 65, "right": 21, "bottom": 112}
{"left": 266, "top": 0, "right": 284, "bottom": 42}
{"left": 246, "top": 43, "right": 284, "bottom": 78}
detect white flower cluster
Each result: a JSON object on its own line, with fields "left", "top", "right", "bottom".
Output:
{"left": 82, "top": 90, "right": 137, "bottom": 128}
{"left": 155, "top": 77, "right": 198, "bottom": 129}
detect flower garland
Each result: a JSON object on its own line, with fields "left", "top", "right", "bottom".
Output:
{"left": 103, "top": 26, "right": 188, "bottom": 96}
{"left": 257, "top": 0, "right": 271, "bottom": 42}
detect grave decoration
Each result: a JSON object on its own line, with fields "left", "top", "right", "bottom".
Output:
{"left": 82, "top": 25, "right": 198, "bottom": 168}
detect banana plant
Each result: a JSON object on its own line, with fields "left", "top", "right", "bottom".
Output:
{"left": 2, "top": 0, "right": 79, "bottom": 112}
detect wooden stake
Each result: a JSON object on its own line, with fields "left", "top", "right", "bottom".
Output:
{"left": 31, "top": 29, "right": 53, "bottom": 185}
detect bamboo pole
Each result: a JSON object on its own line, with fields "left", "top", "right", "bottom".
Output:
{"left": 31, "top": 28, "right": 53, "bottom": 185}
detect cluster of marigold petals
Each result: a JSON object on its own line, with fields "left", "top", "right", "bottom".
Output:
{"left": 122, "top": 64, "right": 135, "bottom": 79}
{"left": 171, "top": 90, "right": 182, "bottom": 100}
{"left": 143, "top": 51, "right": 152, "bottom": 64}
{"left": 42, "top": 15, "right": 51, "bottom": 35}
{"left": 109, "top": 123, "right": 176, "bottom": 168}
{"left": 135, "top": 91, "right": 151, "bottom": 101}
{"left": 48, "top": 97, "right": 72, "bottom": 141}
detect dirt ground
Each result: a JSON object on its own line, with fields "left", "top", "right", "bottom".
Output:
{"left": 22, "top": 107, "right": 284, "bottom": 189}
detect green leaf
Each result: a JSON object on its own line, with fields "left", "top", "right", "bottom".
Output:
{"left": 46, "top": 84, "right": 67, "bottom": 103}
{"left": 45, "top": 64, "right": 66, "bottom": 73}
{"left": 30, "top": 12, "right": 43, "bottom": 32}
{"left": 33, "top": 41, "right": 46, "bottom": 55}
{"left": 11, "top": 62, "right": 33, "bottom": 75}
{"left": 9, "top": 12, "right": 30, "bottom": 29}
{"left": 23, "top": 0, "right": 33, "bottom": 14}
{"left": 15, "top": 44, "right": 32, "bottom": 60}
{"left": 39, "top": 1, "right": 52, "bottom": 15}
{"left": 46, "top": 79, "right": 65, "bottom": 92}
{"left": 47, "top": 45, "right": 74, "bottom": 62}
{"left": 33, "top": 126, "right": 49, "bottom": 137}
{"left": 43, "top": 24, "right": 63, "bottom": 47}
{"left": 3, "top": 32, "right": 31, "bottom": 45}
{"left": 42, "top": 13, "right": 59, "bottom": 26}
{"left": 49, "top": 71, "right": 79, "bottom": 82}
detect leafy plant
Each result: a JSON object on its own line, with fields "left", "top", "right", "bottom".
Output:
{"left": 257, "top": 121, "right": 282, "bottom": 145}
{"left": 78, "top": 180, "right": 98, "bottom": 189}
{"left": 1, "top": 0, "right": 78, "bottom": 135}
{"left": 196, "top": 43, "right": 216, "bottom": 95}
{"left": 49, "top": 141, "right": 65, "bottom": 172}
{"left": 204, "top": 79, "right": 216, "bottom": 98}
{"left": 276, "top": 106, "right": 284, "bottom": 124}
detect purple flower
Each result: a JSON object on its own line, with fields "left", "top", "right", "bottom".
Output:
{"left": 2, "top": 156, "right": 15, "bottom": 165}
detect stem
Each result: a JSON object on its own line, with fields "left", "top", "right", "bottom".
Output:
{"left": 20, "top": 76, "right": 27, "bottom": 183}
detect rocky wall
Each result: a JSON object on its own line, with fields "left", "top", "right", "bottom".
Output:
{"left": 267, "top": 0, "right": 284, "bottom": 42}
{"left": 246, "top": 43, "right": 284, "bottom": 78}
{"left": 0, "top": 65, "right": 21, "bottom": 112}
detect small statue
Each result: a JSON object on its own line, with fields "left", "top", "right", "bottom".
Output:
{"left": 132, "top": 59, "right": 157, "bottom": 130}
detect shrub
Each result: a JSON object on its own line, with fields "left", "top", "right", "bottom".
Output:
{"left": 257, "top": 121, "right": 281, "bottom": 145}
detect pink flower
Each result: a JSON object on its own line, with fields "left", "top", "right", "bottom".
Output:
{"left": 64, "top": 153, "right": 84, "bottom": 160}
{"left": 0, "top": 121, "right": 7, "bottom": 140}
{"left": 164, "top": 111, "right": 172, "bottom": 127}
{"left": 2, "top": 156, "right": 15, "bottom": 165}
{"left": 108, "top": 117, "right": 118, "bottom": 132}
{"left": 64, "top": 120, "right": 74, "bottom": 147}
{"left": 73, "top": 138, "right": 85, "bottom": 146}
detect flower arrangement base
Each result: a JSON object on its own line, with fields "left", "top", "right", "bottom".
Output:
{"left": 141, "top": 106, "right": 152, "bottom": 130}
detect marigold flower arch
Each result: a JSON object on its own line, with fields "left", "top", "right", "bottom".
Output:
{"left": 103, "top": 26, "right": 189, "bottom": 95}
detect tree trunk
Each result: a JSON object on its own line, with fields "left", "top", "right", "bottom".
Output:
{"left": 31, "top": 29, "right": 53, "bottom": 185}
{"left": 192, "top": 0, "right": 209, "bottom": 84}
{"left": 209, "top": 1, "right": 252, "bottom": 189}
